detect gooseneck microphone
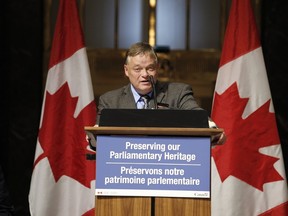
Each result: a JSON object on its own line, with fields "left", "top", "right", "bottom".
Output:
{"left": 148, "top": 75, "right": 158, "bottom": 109}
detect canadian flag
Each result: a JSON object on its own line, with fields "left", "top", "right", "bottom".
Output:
{"left": 28, "top": 0, "right": 96, "bottom": 215}
{"left": 211, "top": 0, "right": 288, "bottom": 215}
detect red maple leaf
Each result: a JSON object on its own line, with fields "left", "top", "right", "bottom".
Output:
{"left": 36, "top": 83, "right": 96, "bottom": 188}
{"left": 212, "top": 83, "right": 283, "bottom": 191}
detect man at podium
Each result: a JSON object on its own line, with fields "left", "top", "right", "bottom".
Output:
{"left": 96, "top": 42, "right": 226, "bottom": 145}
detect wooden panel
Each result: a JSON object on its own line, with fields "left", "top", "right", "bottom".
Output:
{"left": 154, "top": 197, "right": 211, "bottom": 216}
{"left": 96, "top": 196, "right": 151, "bottom": 216}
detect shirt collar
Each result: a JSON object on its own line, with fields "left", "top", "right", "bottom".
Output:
{"left": 130, "top": 84, "right": 152, "bottom": 102}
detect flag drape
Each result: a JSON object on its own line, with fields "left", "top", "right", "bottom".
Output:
{"left": 211, "top": 0, "right": 288, "bottom": 215}
{"left": 29, "top": 0, "right": 96, "bottom": 215}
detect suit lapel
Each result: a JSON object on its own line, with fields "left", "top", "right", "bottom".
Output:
{"left": 155, "top": 81, "right": 166, "bottom": 103}
{"left": 148, "top": 81, "right": 166, "bottom": 108}
{"left": 121, "top": 84, "right": 137, "bottom": 108}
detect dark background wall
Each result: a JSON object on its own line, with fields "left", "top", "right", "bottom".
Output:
{"left": 0, "top": 0, "right": 287, "bottom": 215}
{"left": 261, "top": 0, "right": 288, "bottom": 171}
{"left": 1, "top": 0, "right": 43, "bottom": 215}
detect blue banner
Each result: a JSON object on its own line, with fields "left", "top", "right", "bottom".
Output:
{"left": 96, "top": 135, "right": 210, "bottom": 198}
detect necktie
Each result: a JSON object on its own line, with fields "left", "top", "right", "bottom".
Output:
{"left": 140, "top": 95, "right": 150, "bottom": 109}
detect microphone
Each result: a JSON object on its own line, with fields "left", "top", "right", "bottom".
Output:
{"left": 148, "top": 75, "right": 158, "bottom": 109}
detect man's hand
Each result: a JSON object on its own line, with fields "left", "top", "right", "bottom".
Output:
{"left": 211, "top": 132, "right": 226, "bottom": 145}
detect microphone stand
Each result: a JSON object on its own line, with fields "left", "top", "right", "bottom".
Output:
{"left": 149, "top": 75, "right": 158, "bottom": 109}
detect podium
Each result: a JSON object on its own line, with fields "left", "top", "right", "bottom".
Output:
{"left": 85, "top": 126, "right": 223, "bottom": 216}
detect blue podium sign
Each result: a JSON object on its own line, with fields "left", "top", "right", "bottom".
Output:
{"left": 96, "top": 135, "right": 211, "bottom": 198}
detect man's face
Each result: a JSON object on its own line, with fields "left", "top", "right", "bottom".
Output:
{"left": 124, "top": 53, "right": 158, "bottom": 95}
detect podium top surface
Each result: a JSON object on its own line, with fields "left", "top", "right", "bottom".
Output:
{"left": 84, "top": 126, "right": 223, "bottom": 136}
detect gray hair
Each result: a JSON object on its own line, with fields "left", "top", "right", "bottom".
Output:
{"left": 124, "top": 42, "right": 158, "bottom": 64}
